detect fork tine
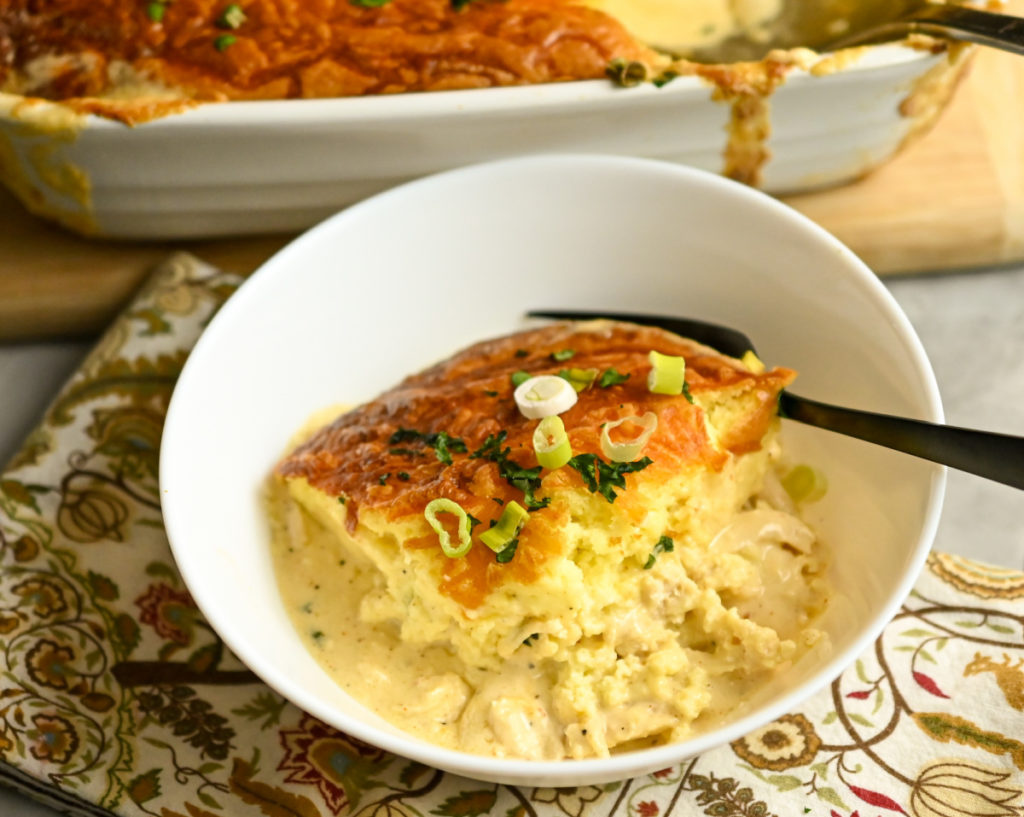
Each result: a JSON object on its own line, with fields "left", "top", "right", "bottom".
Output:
{"left": 526, "top": 309, "right": 756, "bottom": 359}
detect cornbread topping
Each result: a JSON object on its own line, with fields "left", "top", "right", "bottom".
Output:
{"left": 269, "top": 320, "right": 830, "bottom": 759}
{"left": 0, "top": 0, "right": 659, "bottom": 107}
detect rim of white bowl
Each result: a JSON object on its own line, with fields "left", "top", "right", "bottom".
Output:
{"left": 2, "top": 42, "right": 935, "bottom": 131}
{"left": 161, "top": 153, "right": 946, "bottom": 783}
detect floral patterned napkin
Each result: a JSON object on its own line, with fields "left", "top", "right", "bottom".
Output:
{"left": 2, "top": 254, "right": 1024, "bottom": 817}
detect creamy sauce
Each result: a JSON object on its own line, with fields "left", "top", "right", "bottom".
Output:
{"left": 584, "top": 0, "right": 783, "bottom": 53}
{"left": 268, "top": 461, "right": 830, "bottom": 759}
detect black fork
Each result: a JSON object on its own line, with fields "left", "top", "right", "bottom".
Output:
{"left": 528, "top": 309, "right": 1024, "bottom": 491}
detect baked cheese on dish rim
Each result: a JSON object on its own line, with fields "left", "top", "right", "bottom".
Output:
{"left": 268, "top": 319, "right": 829, "bottom": 760}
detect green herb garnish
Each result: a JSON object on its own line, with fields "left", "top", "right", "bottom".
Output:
{"left": 643, "top": 535, "right": 675, "bottom": 569}
{"left": 472, "top": 430, "right": 508, "bottom": 460}
{"left": 514, "top": 348, "right": 529, "bottom": 358}
{"left": 653, "top": 70, "right": 679, "bottom": 89}
{"left": 495, "top": 538, "right": 519, "bottom": 563}
{"left": 217, "top": 3, "right": 247, "bottom": 29}
{"left": 599, "top": 368, "right": 630, "bottom": 388}
{"left": 511, "top": 370, "right": 531, "bottom": 387}
{"left": 378, "top": 473, "right": 390, "bottom": 485}
{"left": 213, "top": 34, "right": 237, "bottom": 51}
{"left": 566, "top": 454, "right": 653, "bottom": 503}
{"left": 337, "top": 495, "right": 347, "bottom": 505}
{"left": 431, "top": 431, "right": 467, "bottom": 465}
{"left": 146, "top": 2, "right": 167, "bottom": 22}
{"left": 472, "top": 431, "right": 549, "bottom": 510}
{"left": 397, "top": 472, "right": 410, "bottom": 481}
{"left": 484, "top": 389, "right": 498, "bottom": 397}
{"left": 388, "top": 427, "right": 467, "bottom": 465}
{"left": 467, "top": 514, "right": 483, "bottom": 531}
{"left": 682, "top": 380, "right": 694, "bottom": 404}
{"left": 389, "top": 447, "right": 423, "bottom": 457}
{"left": 551, "top": 349, "right": 576, "bottom": 362}
{"left": 351, "top": 0, "right": 391, "bottom": 6}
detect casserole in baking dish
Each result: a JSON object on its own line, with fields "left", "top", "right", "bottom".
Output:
{"left": 0, "top": 1, "right": 975, "bottom": 237}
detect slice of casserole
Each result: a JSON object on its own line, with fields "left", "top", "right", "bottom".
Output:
{"left": 271, "top": 320, "right": 828, "bottom": 759}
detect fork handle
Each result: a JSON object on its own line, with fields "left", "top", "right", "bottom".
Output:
{"left": 780, "top": 392, "right": 1024, "bottom": 490}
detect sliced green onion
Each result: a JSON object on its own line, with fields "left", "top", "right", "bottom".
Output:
{"left": 217, "top": 3, "right": 247, "bottom": 29}
{"left": 648, "top": 350, "right": 686, "bottom": 395}
{"left": 424, "top": 498, "right": 472, "bottom": 558}
{"left": 781, "top": 465, "right": 828, "bottom": 503}
{"left": 533, "top": 416, "right": 572, "bottom": 470}
{"left": 558, "top": 367, "right": 598, "bottom": 393}
{"left": 514, "top": 375, "right": 577, "bottom": 419}
{"left": 551, "top": 348, "right": 576, "bottom": 362}
{"left": 600, "top": 412, "right": 658, "bottom": 462}
{"left": 479, "top": 501, "right": 528, "bottom": 553}
{"left": 741, "top": 350, "right": 766, "bottom": 374}
{"left": 511, "top": 370, "right": 532, "bottom": 387}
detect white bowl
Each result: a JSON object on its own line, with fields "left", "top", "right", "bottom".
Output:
{"left": 0, "top": 41, "right": 968, "bottom": 239}
{"left": 160, "top": 154, "right": 945, "bottom": 786}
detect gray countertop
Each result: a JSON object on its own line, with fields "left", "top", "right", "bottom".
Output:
{"left": 2, "top": 264, "right": 1023, "bottom": 815}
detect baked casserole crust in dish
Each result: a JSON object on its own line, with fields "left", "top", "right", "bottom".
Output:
{"left": 0, "top": 0, "right": 661, "bottom": 117}
{"left": 0, "top": 1, "right": 979, "bottom": 237}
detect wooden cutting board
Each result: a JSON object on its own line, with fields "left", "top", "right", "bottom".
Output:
{"left": 2, "top": 16, "right": 1023, "bottom": 342}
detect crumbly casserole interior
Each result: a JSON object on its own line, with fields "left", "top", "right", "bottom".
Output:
{"left": 269, "top": 321, "right": 830, "bottom": 759}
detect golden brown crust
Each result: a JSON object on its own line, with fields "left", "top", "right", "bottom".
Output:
{"left": 277, "top": 321, "right": 794, "bottom": 607}
{"left": 0, "top": 0, "right": 657, "bottom": 111}
{"left": 278, "top": 321, "right": 795, "bottom": 507}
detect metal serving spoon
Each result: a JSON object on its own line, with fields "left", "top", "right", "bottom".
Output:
{"left": 528, "top": 309, "right": 1024, "bottom": 490}
{"left": 679, "top": 0, "right": 1024, "bottom": 63}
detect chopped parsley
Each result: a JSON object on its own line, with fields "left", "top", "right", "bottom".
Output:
{"left": 551, "top": 348, "right": 576, "bottom": 362}
{"left": 451, "top": 0, "right": 475, "bottom": 10}
{"left": 467, "top": 514, "right": 483, "bottom": 531}
{"left": 514, "top": 349, "right": 530, "bottom": 358}
{"left": 388, "top": 427, "right": 467, "bottom": 465}
{"left": 510, "top": 370, "right": 532, "bottom": 387}
{"left": 599, "top": 367, "right": 630, "bottom": 388}
{"left": 146, "top": 2, "right": 167, "bottom": 23}
{"left": 397, "top": 472, "right": 410, "bottom": 481}
{"left": 213, "top": 34, "right": 237, "bottom": 51}
{"left": 653, "top": 70, "right": 679, "bottom": 89}
{"left": 217, "top": 3, "right": 247, "bottom": 29}
{"left": 495, "top": 538, "right": 519, "bottom": 563}
{"left": 378, "top": 473, "right": 390, "bottom": 485}
{"left": 337, "top": 495, "right": 347, "bottom": 505}
{"left": 472, "top": 430, "right": 508, "bottom": 461}
{"left": 566, "top": 454, "right": 653, "bottom": 503}
{"left": 682, "top": 380, "right": 695, "bottom": 404}
{"left": 350, "top": 0, "right": 391, "bottom": 6}
{"left": 643, "top": 536, "right": 675, "bottom": 569}
{"left": 431, "top": 431, "right": 468, "bottom": 465}
{"left": 484, "top": 389, "right": 499, "bottom": 397}
{"left": 471, "top": 431, "right": 550, "bottom": 511}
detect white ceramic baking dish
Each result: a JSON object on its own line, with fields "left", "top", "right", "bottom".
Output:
{"left": 0, "top": 41, "right": 969, "bottom": 239}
